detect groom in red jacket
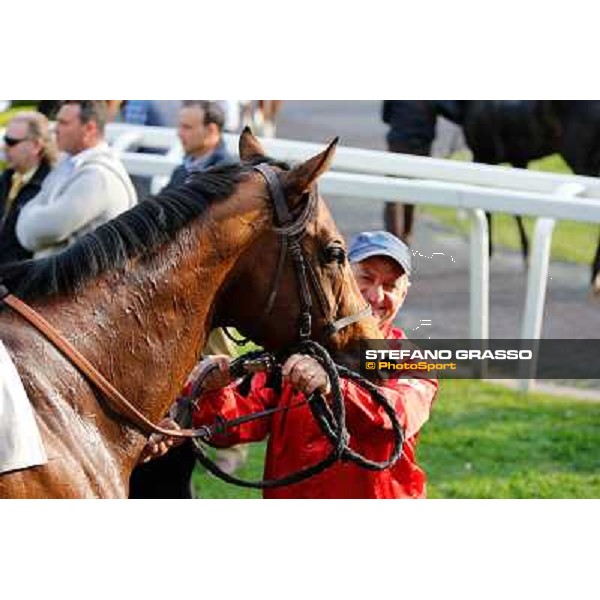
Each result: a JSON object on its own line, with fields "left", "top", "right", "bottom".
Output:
{"left": 144, "top": 231, "right": 438, "bottom": 498}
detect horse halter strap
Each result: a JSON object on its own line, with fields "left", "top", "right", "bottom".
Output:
{"left": 253, "top": 163, "right": 371, "bottom": 340}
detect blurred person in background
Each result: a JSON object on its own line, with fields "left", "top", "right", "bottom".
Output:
{"left": 163, "top": 100, "right": 232, "bottom": 191}
{"left": 15, "top": 101, "right": 137, "bottom": 258}
{"left": 121, "top": 100, "right": 182, "bottom": 198}
{"left": 124, "top": 100, "right": 181, "bottom": 129}
{"left": 0, "top": 111, "right": 57, "bottom": 264}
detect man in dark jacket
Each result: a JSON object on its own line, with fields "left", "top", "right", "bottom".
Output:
{"left": 164, "top": 101, "right": 232, "bottom": 191}
{"left": 0, "top": 112, "right": 57, "bottom": 264}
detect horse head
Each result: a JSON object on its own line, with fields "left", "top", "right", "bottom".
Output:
{"left": 214, "top": 128, "right": 380, "bottom": 352}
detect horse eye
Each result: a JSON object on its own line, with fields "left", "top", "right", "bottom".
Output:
{"left": 323, "top": 244, "right": 346, "bottom": 265}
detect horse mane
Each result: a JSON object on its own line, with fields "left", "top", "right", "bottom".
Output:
{"left": 0, "top": 157, "right": 289, "bottom": 301}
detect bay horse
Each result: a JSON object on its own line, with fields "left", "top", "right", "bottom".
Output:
{"left": 0, "top": 129, "right": 380, "bottom": 498}
{"left": 388, "top": 100, "right": 600, "bottom": 291}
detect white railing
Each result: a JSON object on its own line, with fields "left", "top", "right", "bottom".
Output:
{"left": 4, "top": 124, "right": 599, "bottom": 391}
{"left": 105, "top": 123, "right": 600, "bottom": 198}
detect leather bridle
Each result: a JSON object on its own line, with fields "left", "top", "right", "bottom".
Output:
{"left": 224, "top": 163, "right": 372, "bottom": 346}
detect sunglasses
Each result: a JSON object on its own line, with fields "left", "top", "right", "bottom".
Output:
{"left": 3, "top": 136, "right": 29, "bottom": 148}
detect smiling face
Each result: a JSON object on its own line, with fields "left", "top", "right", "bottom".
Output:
{"left": 352, "top": 255, "right": 409, "bottom": 334}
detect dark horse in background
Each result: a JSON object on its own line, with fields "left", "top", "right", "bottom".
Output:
{"left": 383, "top": 100, "right": 600, "bottom": 292}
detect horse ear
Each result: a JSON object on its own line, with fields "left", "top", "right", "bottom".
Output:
{"left": 239, "top": 126, "right": 266, "bottom": 161}
{"left": 282, "top": 137, "right": 338, "bottom": 199}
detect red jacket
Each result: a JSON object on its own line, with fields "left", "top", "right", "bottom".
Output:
{"left": 193, "top": 327, "right": 438, "bottom": 499}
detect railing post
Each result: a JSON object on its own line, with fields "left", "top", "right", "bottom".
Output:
{"left": 519, "top": 183, "right": 585, "bottom": 392}
{"left": 469, "top": 208, "right": 489, "bottom": 341}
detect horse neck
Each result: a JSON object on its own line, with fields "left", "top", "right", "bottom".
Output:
{"left": 35, "top": 208, "right": 264, "bottom": 438}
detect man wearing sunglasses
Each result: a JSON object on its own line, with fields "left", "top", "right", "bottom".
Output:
{"left": 15, "top": 101, "right": 137, "bottom": 258}
{"left": 0, "top": 112, "right": 57, "bottom": 264}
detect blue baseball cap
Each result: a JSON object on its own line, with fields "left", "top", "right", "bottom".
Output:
{"left": 348, "top": 231, "right": 412, "bottom": 276}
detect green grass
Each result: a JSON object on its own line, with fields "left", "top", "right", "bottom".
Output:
{"left": 420, "top": 380, "right": 600, "bottom": 498}
{"left": 193, "top": 443, "right": 266, "bottom": 499}
{"left": 192, "top": 379, "right": 600, "bottom": 499}
{"left": 422, "top": 154, "right": 598, "bottom": 265}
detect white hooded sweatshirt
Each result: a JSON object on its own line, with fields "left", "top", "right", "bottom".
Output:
{"left": 16, "top": 141, "right": 137, "bottom": 258}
